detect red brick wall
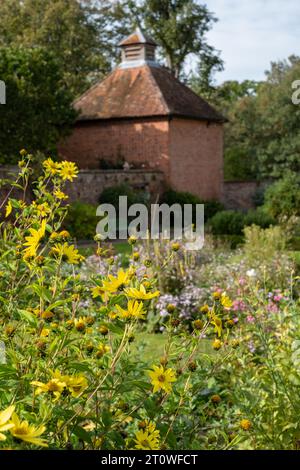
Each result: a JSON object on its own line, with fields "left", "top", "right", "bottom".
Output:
{"left": 169, "top": 118, "right": 224, "bottom": 200}
{"left": 59, "top": 116, "right": 224, "bottom": 201}
{"left": 59, "top": 118, "right": 170, "bottom": 174}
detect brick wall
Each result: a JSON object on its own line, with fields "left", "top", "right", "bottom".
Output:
{"left": 59, "top": 118, "right": 170, "bottom": 175}
{"left": 64, "top": 169, "right": 165, "bottom": 204}
{"left": 223, "top": 180, "right": 270, "bottom": 210}
{"left": 169, "top": 118, "right": 224, "bottom": 200}
{"left": 59, "top": 117, "right": 225, "bottom": 201}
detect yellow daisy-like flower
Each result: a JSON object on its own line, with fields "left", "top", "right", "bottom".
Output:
{"left": 134, "top": 421, "right": 160, "bottom": 450}
{"left": 51, "top": 243, "right": 84, "bottom": 264}
{"left": 23, "top": 219, "right": 47, "bottom": 259}
{"left": 124, "top": 284, "right": 160, "bottom": 301}
{"left": 9, "top": 413, "right": 47, "bottom": 447}
{"left": 96, "top": 342, "right": 110, "bottom": 358}
{"left": 53, "top": 189, "right": 68, "bottom": 200}
{"left": 101, "top": 269, "right": 131, "bottom": 293}
{"left": 31, "top": 378, "right": 66, "bottom": 401}
{"left": 0, "top": 405, "right": 15, "bottom": 441}
{"left": 115, "top": 300, "right": 146, "bottom": 320}
{"left": 240, "top": 419, "right": 252, "bottom": 431}
{"left": 59, "top": 161, "right": 78, "bottom": 181}
{"left": 147, "top": 365, "right": 176, "bottom": 394}
{"left": 5, "top": 200, "right": 12, "bottom": 218}
{"left": 32, "top": 202, "right": 51, "bottom": 217}
{"left": 211, "top": 315, "right": 223, "bottom": 338}
{"left": 43, "top": 158, "right": 61, "bottom": 175}
{"left": 92, "top": 286, "right": 110, "bottom": 302}
{"left": 74, "top": 316, "right": 86, "bottom": 332}
{"left": 221, "top": 293, "right": 233, "bottom": 309}
{"left": 40, "top": 328, "right": 50, "bottom": 337}
{"left": 63, "top": 374, "right": 88, "bottom": 397}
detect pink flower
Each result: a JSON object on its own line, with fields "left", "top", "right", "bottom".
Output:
{"left": 246, "top": 315, "right": 255, "bottom": 323}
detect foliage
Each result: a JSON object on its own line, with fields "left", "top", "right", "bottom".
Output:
{"left": 209, "top": 209, "right": 275, "bottom": 236}
{"left": 222, "top": 56, "right": 300, "bottom": 179}
{"left": 162, "top": 189, "right": 224, "bottom": 223}
{"left": 99, "top": 183, "right": 149, "bottom": 208}
{"left": 209, "top": 211, "right": 245, "bottom": 236}
{"left": 0, "top": 0, "right": 109, "bottom": 95}
{"left": 63, "top": 202, "right": 99, "bottom": 240}
{"left": 263, "top": 172, "right": 300, "bottom": 220}
{"left": 136, "top": 0, "right": 222, "bottom": 79}
{"left": 243, "top": 208, "right": 275, "bottom": 229}
{"left": 0, "top": 47, "right": 76, "bottom": 163}
{"left": 243, "top": 225, "right": 286, "bottom": 263}
{"left": 0, "top": 152, "right": 237, "bottom": 450}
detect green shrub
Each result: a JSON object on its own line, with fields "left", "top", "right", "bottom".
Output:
{"left": 63, "top": 201, "right": 98, "bottom": 240}
{"left": 244, "top": 208, "right": 275, "bottom": 228}
{"left": 209, "top": 210, "right": 245, "bottom": 235}
{"left": 99, "top": 183, "right": 149, "bottom": 208}
{"left": 162, "top": 189, "right": 224, "bottom": 222}
{"left": 263, "top": 172, "right": 300, "bottom": 220}
{"left": 243, "top": 224, "right": 286, "bottom": 262}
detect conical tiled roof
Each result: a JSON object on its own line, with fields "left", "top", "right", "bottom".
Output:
{"left": 74, "top": 29, "right": 225, "bottom": 123}
{"left": 75, "top": 65, "right": 225, "bottom": 123}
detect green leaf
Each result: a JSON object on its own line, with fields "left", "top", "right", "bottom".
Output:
{"left": 17, "top": 309, "right": 38, "bottom": 327}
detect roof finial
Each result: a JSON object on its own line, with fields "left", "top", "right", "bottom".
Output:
{"left": 118, "top": 27, "right": 159, "bottom": 69}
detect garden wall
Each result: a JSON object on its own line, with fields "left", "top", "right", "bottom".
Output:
{"left": 222, "top": 180, "right": 270, "bottom": 210}
{"left": 0, "top": 165, "right": 270, "bottom": 210}
{"left": 64, "top": 169, "right": 165, "bottom": 205}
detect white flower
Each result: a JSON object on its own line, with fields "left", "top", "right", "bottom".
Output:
{"left": 246, "top": 269, "right": 257, "bottom": 278}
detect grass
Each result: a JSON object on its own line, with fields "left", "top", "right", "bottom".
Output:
{"left": 131, "top": 332, "right": 213, "bottom": 364}
{"left": 77, "top": 241, "right": 131, "bottom": 267}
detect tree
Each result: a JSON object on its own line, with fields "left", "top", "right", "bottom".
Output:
{"left": 0, "top": 0, "right": 110, "bottom": 96}
{"left": 140, "top": 0, "right": 221, "bottom": 78}
{"left": 223, "top": 56, "right": 300, "bottom": 180}
{"left": 91, "top": 0, "right": 223, "bottom": 80}
{"left": 0, "top": 47, "right": 77, "bottom": 163}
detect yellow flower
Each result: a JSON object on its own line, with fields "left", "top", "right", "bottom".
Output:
{"left": 211, "top": 315, "right": 223, "bottom": 337}
{"left": 74, "top": 317, "right": 86, "bottom": 332}
{"left": 92, "top": 286, "right": 110, "bottom": 302}
{"left": 40, "top": 328, "right": 50, "bottom": 337}
{"left": 54, "top": 189, "right": 68, "bottom": 200}
{"left": 212, "top": 291, "right": 221, "bottom": 300}
{"left": 43, "top": 158, "right": 61, "bottom": 175}
{"left": 147, "top": 365, "right": 176, "bottom": 394}
{"left": 115, "top": 300, "right": 146, "bottom": 320}
{"left": 5, "top": 200, "right": 12, "bottom": 218}
{"left": 102, "top": 269, "right": 131, "bottom": 293}
{"left": 134, "top": 421, "right": 160, "bottom": 450}
{"left": 171, "top": 242, "right": 180, "bottom": 252}
{"left": 96, "top": 343, "right": 110, "bottom": 358}
{"left": 240, "top": 419, "right": 252, "bottom": 431}
{"left": 63, "top": 374, "right": 88, "bottom": 397}
{"left": 31, "top": 378, "right": 66, "bottom": 401}
{"left": 51, "top": 243, "right": 84, "bottom": 264}
{"left": 9, "top": 413, "right": 47, "bottom": 447}
{"left": 32, "top": 202, "right": 51, "bottom": 217}
{"left": 221, "top": 293, "right": 233, "bottom": 309}
{"left": 212, "top": 338, "right": 222, "bottom": 350}
{"left": 124, "top": 284, "right": 160, "bottom": 300}
{"left": 23, "top": 219, "right": 47, "bottom": 259}
{"left": 59, "top": 161, "right": 78, "bottom": 181}
{"left": 0, "top": 405, "right": 15, "bottom": 441}
{"left": 59, "top": 230, "right": 70, "bottom": 239}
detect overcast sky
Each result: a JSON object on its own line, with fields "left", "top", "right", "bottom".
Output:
{"left": 205, "top": 0, "right": 300, "bottom": 83}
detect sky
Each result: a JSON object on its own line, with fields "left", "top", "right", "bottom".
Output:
{"left": 205, "top": 0, "right": 300, "bottom": 83}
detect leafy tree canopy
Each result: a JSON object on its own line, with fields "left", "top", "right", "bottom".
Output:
{"left": 0, "top": 46, "right": 77, "bottom": 163}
